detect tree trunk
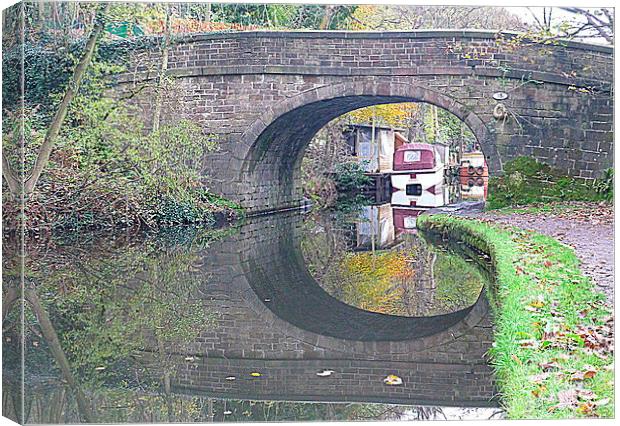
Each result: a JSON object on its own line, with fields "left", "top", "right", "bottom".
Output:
{"left": 2, "top": 153, "right": 21, "bottom": 198}
{"left": 319, "top": 6, "right": 337, "bottom": 30}
{"left": 22, "top": 3, "right": 110, "bottom": 196}
{"left": 2, "top": 285, "right": 21, "bottom": 323}
{"left": 151, "top": 5, "right": 172, "bottom": 133}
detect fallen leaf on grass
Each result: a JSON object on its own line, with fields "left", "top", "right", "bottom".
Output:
{"left": 549, "top": 389, "right": 578, "bottom": 411}
{"left": 570, "top": 366, "right": 598, "bottom": 381}
{"left": 517, "top": 339, "right": 539, "bottom": 348}
{"left": 576, "top": 402, "right": 596, "bottom": 416}
{"left": 539, "top": 361, "right": 561, "bottom": 371}
{"left": 532, "top": 385, "right": 547, "bottom": 398}
{"left": 575, "top": 389, "right": 597, "bottom": 400}
{"left": 529, "top": 372, "right": 550, "bottom": 384}
{"left": 529, "top": 296, "right": 545, "bottom": 309}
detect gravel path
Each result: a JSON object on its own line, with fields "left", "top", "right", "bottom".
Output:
{"left": 479, "top": 203, "right": 614, "bottom": 303}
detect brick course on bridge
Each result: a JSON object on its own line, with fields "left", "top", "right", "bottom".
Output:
{"left": 114, "top": 30, "right": 613, "bottom": 213}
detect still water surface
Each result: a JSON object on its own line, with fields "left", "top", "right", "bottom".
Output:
{"left": 3, "top": 204, "right": 502, "bottom": 423}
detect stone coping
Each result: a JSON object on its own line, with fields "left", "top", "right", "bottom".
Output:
{"left": 138, "top": 29, "right": 613, "bottom": 54}
{"left": 115, "top": 64, "right": 611, "bottom": 91}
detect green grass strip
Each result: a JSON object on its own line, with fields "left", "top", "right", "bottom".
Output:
{"left": 417, "top": 214, "right": 614, "bottom": 419}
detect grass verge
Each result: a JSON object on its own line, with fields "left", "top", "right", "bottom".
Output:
{"left": 417, "top": 214, "right": 614, "bottom": 419}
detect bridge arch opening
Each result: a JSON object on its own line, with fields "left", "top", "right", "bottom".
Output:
{"left": 238, "top": 81, "right": 499, "bottom": 212}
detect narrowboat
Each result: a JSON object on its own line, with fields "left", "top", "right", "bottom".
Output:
{"left": 390, "top": 142, "right": 450, "bottom": 207}
{"left": 390, "top": 183, "right": 450, "bottom": 207}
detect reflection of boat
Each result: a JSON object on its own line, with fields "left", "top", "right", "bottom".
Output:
{"left": 392, "top": 207, "right": 426, "bottom": 234}
{"left": 458, "top": 152, "right": 488, "bottom": 201}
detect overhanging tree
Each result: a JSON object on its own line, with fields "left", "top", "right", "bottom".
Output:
{"left": 2, "top": 2, "right": 110, "bottom": 198}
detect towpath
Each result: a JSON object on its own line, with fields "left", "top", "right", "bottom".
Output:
{"left": 478, "top": 202, "right": 614, "bottom": 303}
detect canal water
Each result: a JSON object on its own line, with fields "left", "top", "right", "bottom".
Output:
{"left": 2, "top": 203, "right": 502, "bottom": 423}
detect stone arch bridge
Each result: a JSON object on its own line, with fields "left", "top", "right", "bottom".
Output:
{"left": 115, "top": 30, "right": 613, "bottom": 213}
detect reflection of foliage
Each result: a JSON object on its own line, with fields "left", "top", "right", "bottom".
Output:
{"left": 7, "top": 383, "right": 423, "bottom": 424}
{"left": 330, "top": 194, "right": 373, "bottom": 223}
{"left": 5, "top": 227, "right": 227, "bottom": 388}
{"left": 301, "top": 213, "right": 487, "bottom": 317}
{"left": 433, "top": 250, "right": 486, "bottom": 312}
{"left": 340, "top": 251, "right": 413, "bottom": 314}
{"left": 52, "top": 246, "right": 205, "bottom": 379}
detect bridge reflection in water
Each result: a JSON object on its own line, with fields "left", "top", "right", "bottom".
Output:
{"left": 3, "top": 209, "right": 499, "bottom": 423}
{"left": 168, "top": 210, "right": 496, "bottom": 408}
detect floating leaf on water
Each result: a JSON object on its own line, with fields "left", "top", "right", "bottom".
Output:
{"left": 250, "top": 372, "right": 262, "bottom": 377}
{"left": 316, "top": 369, "right": 334, "bottom": 377}
{"left": 383, "top": 374, "right": 403, "bottom": 386}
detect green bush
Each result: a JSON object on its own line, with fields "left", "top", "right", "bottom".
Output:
{"left": 333, "top": 161, "right": 371, "bottom": 192}
{"left": 2, "top": 79, "right": 235, "bottom": 232}
{"left": 593, "top": 168, "right": 613, "bottom": 201}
